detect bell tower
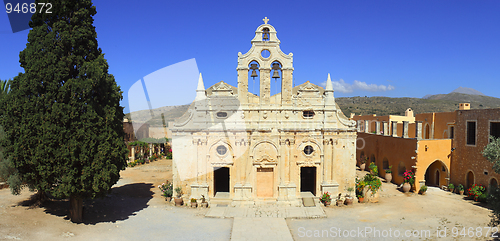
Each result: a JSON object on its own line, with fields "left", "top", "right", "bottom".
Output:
{"left": 237, "top": 17, "right": 294, "bottom": 105}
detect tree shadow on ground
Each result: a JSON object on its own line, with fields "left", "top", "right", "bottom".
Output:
{"left": 20, "top": 183, "right": 154, "bottom": 225}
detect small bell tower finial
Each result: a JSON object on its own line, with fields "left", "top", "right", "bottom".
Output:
{"left": 263, "top": 17, "right": 269, "bottom": 24}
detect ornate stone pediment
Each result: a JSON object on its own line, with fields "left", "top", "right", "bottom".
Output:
{"left": 253, "top": 154, "right": 277, "bottom": 166}
{"left": 293, "top": 81, "right": 324, "bottom": 98}
{"left": 209, "top": 81, "right": 235, "bottom": 96}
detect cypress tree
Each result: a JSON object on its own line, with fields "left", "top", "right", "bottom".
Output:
{"left": 0, "top": 0, "right": 128, "bottom": 223}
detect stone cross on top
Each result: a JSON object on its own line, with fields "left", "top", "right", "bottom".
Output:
{"left": 263, "top": 17, "right": 269, "bottom": 24}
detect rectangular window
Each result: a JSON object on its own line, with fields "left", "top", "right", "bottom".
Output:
{"left": 467, "top": 121, "right": 476, "bottom": 145}
{"left": 491, "top": 122, "right": 500, "bottom": 140}
{"left": 449, "top": 126, "right": 454, "bottom": 139}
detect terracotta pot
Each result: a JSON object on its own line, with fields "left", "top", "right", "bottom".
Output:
{"left": 459, "top": 190, "right": 464, "bottom": 195}
{"left": 344, "top": 197, "right": 353, "bottom": 206}
{"left": 174, "top": 197, "right": 183, "bottom": 206}
{"left": 402, "top": 183, "right": 411, "bottom": 193}
{"left": 360, "top": 163, "right": 366, "bottom": 171}
{"left": 201, "top": 202, "right": 208, "bottom": 208}
{"left": 191, "top": 202, "right": 197, "bottom": 208}
{"left": 323, "top": 201, "right": 331, "bottom": 207}
{"left": 358, "top": 197, "right": 365, "bottom": 203}
{"left": 336, "top": 200, "right": 343, "bottom": 206}
{"left": 385, "top": 173, "right": 392, "bottom": 183}
{"left": 165, "top": 197, "right": 172, "bottom": 202}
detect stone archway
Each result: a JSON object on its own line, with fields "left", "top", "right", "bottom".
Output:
{"left": 424, "top": 160, "right": 449, "bottom": 187}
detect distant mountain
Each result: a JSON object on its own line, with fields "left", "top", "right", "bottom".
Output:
{"left": 450, "top": 87, "right": 485, "bottom": 96}
{"left": 125, "top": 92, "right": 500, "bottom": 124}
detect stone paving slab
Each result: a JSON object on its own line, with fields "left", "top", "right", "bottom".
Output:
{"left": 205, "top": 205, "right": 326, "bottom": 218}
{"left": 205, "top": 206, "right": 227, "bottom": 218}
{"left": 231, "top": 217, "right": 293, "bottom": 241}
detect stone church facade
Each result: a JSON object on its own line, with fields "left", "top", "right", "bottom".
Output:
{"left": 171, "top": 18, "right": 357, "bottom": 205}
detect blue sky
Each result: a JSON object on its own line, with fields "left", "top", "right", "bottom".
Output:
{"left": 1, "top": 0, "right": 499, "bottom": 114}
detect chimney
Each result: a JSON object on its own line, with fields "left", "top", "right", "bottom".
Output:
{"left": 382, "top": 121, "right": 389, "bottom": 136}
{"left": 402, "top": 121, "right": 409, "bottom": 138}
{"left": 415, "top": 121, "right": 423, "bottom": 140}
{"left": 391, "top": 121, "right": 398, "bottom": 137}
{"left": 459, "top": 103, "right": 470, "bottom": 110}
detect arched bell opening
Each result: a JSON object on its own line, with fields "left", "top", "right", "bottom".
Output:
{"left": 262, "top": 27, "right": 270, "bottom": 41}
{"left": 270, "top": 61, "right": 282, "bottom": 102}
{"left": 248, "top": 61, "right": 260, "bottom": 96}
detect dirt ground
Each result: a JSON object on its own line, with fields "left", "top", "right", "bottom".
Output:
{"left": 0, "top": 159, "right": 496, "bottom": 240}
{"left": 0, "top": 158, "right": 232, "bottom": 241}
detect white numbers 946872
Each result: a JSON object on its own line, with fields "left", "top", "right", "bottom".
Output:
{"left": 5, "top": 2, "right": 52, "bottom": 14}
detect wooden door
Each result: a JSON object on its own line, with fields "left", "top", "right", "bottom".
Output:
{"left": 256, "top": 168, "right": 274, "bottom": 197}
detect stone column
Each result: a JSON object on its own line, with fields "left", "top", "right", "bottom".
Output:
{"left": 391, "top": 121, "right": 398, "bottom": 137}
{"left": 415, "top": 121, "right": 423, "bottom": 140}
{"left": 375, "top": 121, "right": 381, "bottom": 135}
{"left": 364, "top": 121, "right": 369, "bottom": 133}
{"left": 237, "top": 68, "right": 249, "bottom": 104}
{"left": 356, "top": 120, "right": 362, "bottom": 132}
{"left": 149, "top": 144, "right": 153, "bottom": 157}
{"left": 402, "top": 121, "right": 409, "bottom": 138}
{"left": 382, "top": 121, "right": 389, "bottom": 136}
{"left": 281, "top": 68, "right": 293, "bottom": 105}
{"left": 260, "top": 68, "right": 271, "bottom": 104}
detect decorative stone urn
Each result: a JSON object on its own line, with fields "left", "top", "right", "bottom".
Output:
{"left": 174, "top": 197, "right": 183, "bottom": 206}
{"left": 385, "top": 173, "right": 392, "bottom": 183}
{"left": 165, "top": 197, "right": 172, "bottom": 202}
{"left": 344, "top": 197, "right": 354, "bottom": 206}
{"left": 459, "top": 190, "right": 464, "bottom": 195}
{"left": 360, "top": 163, "right": 366, "bottom": 171}
{"left": 402, "top": 183, "right": 411, "bottom": 193}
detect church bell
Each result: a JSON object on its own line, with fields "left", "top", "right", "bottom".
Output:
{"left": 250, "top": 64, "right": 259, "bottom": 79}
{"left": 272, "top": 63, "right": 281, "bottom": 79}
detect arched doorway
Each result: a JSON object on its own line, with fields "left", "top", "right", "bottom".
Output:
{"left": 466, "top": 171, "right": 475, "bottom": 189}
{"left": 424, "top": 160, "right": 448, "bottom": 187}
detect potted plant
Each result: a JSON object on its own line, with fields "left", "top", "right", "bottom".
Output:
{"left": 320, "top": 192, "right": 332, "bottom": 207}
{"left": 174, "top": 186, "right": 183, "bottom": 206}
{"left": 190, "top": 198, "right": 198, "bottom": 208}
{"left": 467, "top": 184, "right": 486, "bottom": 202}
{"left": 200, "top": 195, "right": 208, "bottom": 208}
{"left": 448, "top": 183, "right": 455, "bottom": 193}
{"left": 419, "top": 185, "right": 428, "bottom": 195}
{"left": 356, "top": 177, "right": 366, "bottom": 203}
{"left": 359, "top": 156, "right": 367, "bottom": 171}
{"left": 357, "top": 194, "right": 364, "bottom": 203}
{"left": 402, "top": 169, "right": 415, "bottom": 193}
{"left": 158, "top": 180, "right": 173, "bottom": 202}
{"left": 384, "top": 165, "right": 393, "bottom": 183}
{"left": 457, "top": 184, "right": 464, "bottom": 195}
{"left": 344, "top": 187, "right": 354, "bottom": 205}
{"left": 336, "top": 193, "right": 343, "bottom": 206}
